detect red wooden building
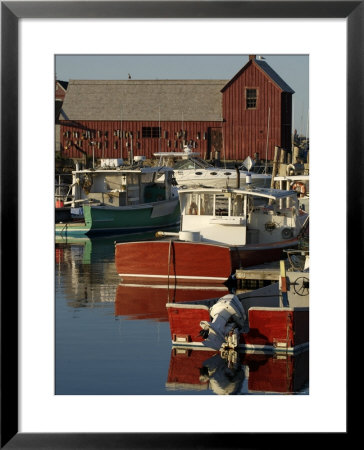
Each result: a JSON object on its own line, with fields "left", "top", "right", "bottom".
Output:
{"left": 58, "top": 56, "right": 294, "bottom": 163}
{"left": 222, "top": 55, "right": 294, "bottom": 161}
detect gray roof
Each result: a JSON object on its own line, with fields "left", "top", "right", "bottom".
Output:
{"left": 254, "top": 60, "right": 295, "bottom": 93}
{"left": 61, "top": 80, "right": 227, "bottom": 121}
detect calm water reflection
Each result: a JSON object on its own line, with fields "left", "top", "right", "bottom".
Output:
{"left": 55, "top": 233, "right": 309, "bottom": 395}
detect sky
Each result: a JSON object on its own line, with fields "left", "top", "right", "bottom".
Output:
{"left": 55, "top": 54, "right": 309, "bottom": 136}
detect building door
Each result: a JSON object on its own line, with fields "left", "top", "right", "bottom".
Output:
{"left": 208, "top": 127, "right": 223, "bottom": 161}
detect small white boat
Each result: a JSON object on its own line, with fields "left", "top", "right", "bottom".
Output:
{"left": 154, "top": 146, "right": 271, "bottom": 188}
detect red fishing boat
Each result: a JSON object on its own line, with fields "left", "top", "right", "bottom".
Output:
{"left": 166, "top": 253, "right": 309, "bottom": 354}
{"left": 115, "top": 185, "right": 308, "bottom": 285}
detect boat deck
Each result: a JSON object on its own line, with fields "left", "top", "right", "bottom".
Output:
{"left": 235, "top": 260, "right": 283, "bottom": 281}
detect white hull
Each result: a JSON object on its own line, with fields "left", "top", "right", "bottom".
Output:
{"left": 174, "top": 171, "right": 271, "bottom": 188}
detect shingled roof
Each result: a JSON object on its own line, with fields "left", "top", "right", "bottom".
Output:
{"left": 61, "top": 80, "right": 227, "bottom": 121}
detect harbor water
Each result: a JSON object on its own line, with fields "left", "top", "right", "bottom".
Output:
{"left": 55, "top": 232, "right": 309, "bottom": 395}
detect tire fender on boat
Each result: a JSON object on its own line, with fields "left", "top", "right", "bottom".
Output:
{"left": 282, "top": 228, "right": 293, "bottom": 239}
{"left": 292, "top": 182, "right": 306, "bottom": 197}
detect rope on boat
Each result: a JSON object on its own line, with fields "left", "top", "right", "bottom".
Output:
{"left": 167, "top": 240, "right": 172, "bottom": 302}
{"left": 166, "top": 239, "right": 178, "bottom": 303}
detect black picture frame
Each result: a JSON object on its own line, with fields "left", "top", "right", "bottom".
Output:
{"left": 1, "top": 1, "right": 358, "bottom": 448}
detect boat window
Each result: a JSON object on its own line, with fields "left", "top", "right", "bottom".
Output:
{"left": 125, "top": 173, "right": 140, "bottom": 185}
{"left": 104, "top": 175, "right": 124, "bottom": 191}
{"left": 224, "top": 172, "right": 232, "bottom": 176}
{"left": 141, "top": 172, "right": 155, "bottom": 184}
{"left": 231, "top": 194, "right": 244, "bottom": 216}
{"left": 211, "top": 172, "right": 218, "bottom": 175}
{"left": 215, "top": 194, "right": 229, "bottom": 216}
{"left": 173, "top": 160, "right": 196, "bottom": 170}
{"left": 195, "top": 172, "right": 203, "bottom": 175}
{"left": 173, "top": 157, "right": 213, "bottom": 170}
{"left": 184, "top": 193, "right": 200, "bottom": 215}
{"left": 200, "top": 193, "right": 214, "bottom": 215}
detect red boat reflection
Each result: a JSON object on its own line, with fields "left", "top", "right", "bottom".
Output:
{"left": 166, "top": 347, "right": 309, "bottom": 394}
{"left": 114, "top": 283, "right": 230, "bottom": 322}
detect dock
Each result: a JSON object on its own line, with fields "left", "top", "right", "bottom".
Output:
{"left": 234, "top": 260, "right": 286, "bottom": 289}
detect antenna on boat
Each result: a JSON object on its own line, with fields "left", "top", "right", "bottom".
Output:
{"left": 235, "top": 164, "right": 240, "bottom": 188}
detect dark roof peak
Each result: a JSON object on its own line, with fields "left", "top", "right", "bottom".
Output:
{"left": 254, "top": 59, "right": 294, "bottom": 94}
{"left": 221, "top": 58, "right": 294, "bottom": 94}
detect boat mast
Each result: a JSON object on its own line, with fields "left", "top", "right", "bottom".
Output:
{"left": 265, "top": 106, "right": 270, "bottom": 173}
{"left": 120, "top": 104, "right": 123, "bottom": 160}
{"left": 159, "top": 105, "right": 161, "bottom": 153}
{"left": 291, "top": 97, "right": 295, "bottom": 152}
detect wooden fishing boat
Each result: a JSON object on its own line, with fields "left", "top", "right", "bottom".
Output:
{"left": 115, "top": 184, "right": 309, "bottom": 285}
{"left": 55, "top": 162, "right": 180, "bottom": 237}
{"left": 166, "top": 252, "right": 309, "bottom": 354}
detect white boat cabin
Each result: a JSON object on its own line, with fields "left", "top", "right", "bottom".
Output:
{"left": 69, "top": 166, "right": 177, "bottom": 207}
{"left": 178, "top": 187, "right": 306, "bottom": 245}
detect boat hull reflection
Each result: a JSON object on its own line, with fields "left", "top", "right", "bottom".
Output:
{"left": 166, "top": 348, "right": 309, "bottom": 394}
{"left": 114, "top": 283, "right": 230, "bottom": 322}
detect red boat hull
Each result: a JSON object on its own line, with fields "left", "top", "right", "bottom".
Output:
{"left": 166, "top": 287, "right": 309, "bottom": 353}
{"left": 115, "top": 238, "right": 299, "bottom": 285}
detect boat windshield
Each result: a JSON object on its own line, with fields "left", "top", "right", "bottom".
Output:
{"left": 180, "top": 191, "right": 288, "bottom": 217}
{"left": 173, "top": 157, "right": 213, "bottom": 170}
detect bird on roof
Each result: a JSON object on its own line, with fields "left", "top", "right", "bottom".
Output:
{"left": 257, "top": 56, "right": 266, "bottom": 60}
{"left": 128, "top": 73, "right": 131, "bottom": 79}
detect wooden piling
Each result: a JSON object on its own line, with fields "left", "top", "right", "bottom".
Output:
{"left": 280, "top": 149, "right": 286, "bottom": 164}
{"left": 270, "top": 146, "right": 280, "bottom": 188}
{"left": 293, "top": 146, "right": 300, "bottom": 163}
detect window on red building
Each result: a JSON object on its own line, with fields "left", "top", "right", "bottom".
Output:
{"left": 142, "top": 127, "right": 161, "bottom": 138}
{"left": 246, "top": 89, "right": 258, "bottom": 109}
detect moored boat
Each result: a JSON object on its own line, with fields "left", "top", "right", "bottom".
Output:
{"left": 55, "top": 162, "right": 180, "bottom": 237}
{"left": 115, "top": 184, "right": 309, "bottom": 285}
{"left": 166, "top": 251, "right": 309, "bottom": 354}
{"left": 154, "top": 146, "right": 271, "bottom": 188}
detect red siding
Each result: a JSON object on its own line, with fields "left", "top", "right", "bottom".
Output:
{"left": 222, "top": 61, "right": 291, "bottom": 161}
{"left": 60, "top": 120, "right": 221, "bottom": 160}
{"left": 59, "top": 61, "right": 292, "bottom": 162}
